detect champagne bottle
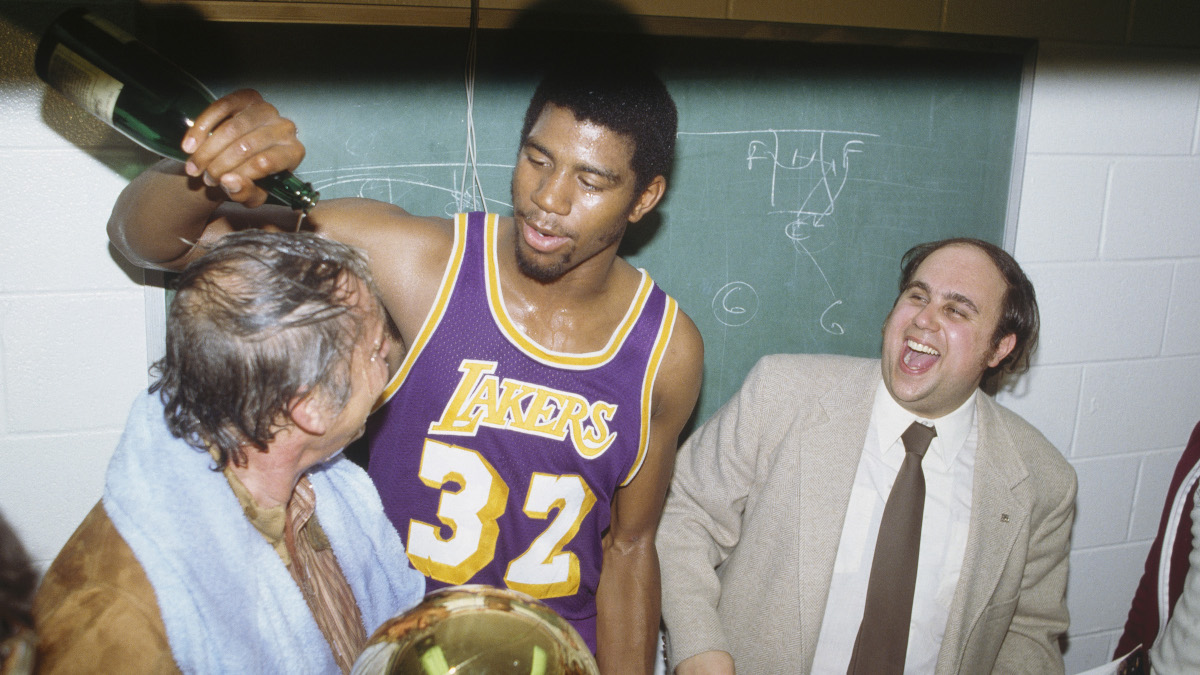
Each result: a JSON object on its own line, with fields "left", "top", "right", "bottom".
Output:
{"left": 35, "top": 8, "right": 318, "bottom": 211}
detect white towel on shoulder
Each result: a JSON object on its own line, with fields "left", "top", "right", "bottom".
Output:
{"left": 103, "top": 389, "right": 424, "bottom": 674}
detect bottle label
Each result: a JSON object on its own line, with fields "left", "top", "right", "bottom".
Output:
{"left": 44, "top": 44, "right": 122, "bottom": 124}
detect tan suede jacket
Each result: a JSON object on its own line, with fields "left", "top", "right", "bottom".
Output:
{"left": 32, "top": 502, "right": 180, "bottom": 674}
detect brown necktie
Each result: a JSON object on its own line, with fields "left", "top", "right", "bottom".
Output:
{"left": 847, "top": 421, "right": 938, "bottom": 675}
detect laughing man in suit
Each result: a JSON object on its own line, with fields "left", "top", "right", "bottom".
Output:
{"left": 657, "top": 238, "right": 1076, "bottom": 674}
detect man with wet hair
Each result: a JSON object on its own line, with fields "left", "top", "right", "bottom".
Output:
{"left": 658, "top": 238, "right": 1076, "bottom": 674}
{"left": 34, "top": 231, "right": 424, "bottom": 674}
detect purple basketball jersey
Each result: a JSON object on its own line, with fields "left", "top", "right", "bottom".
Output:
{"left": 367, "top": 212, "right": 679, "bottom": 651}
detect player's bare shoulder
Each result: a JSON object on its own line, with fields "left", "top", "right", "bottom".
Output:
{"left": 671, "top": 307, "right": 704, "bottom": 365}
{"left": 654, "top": 304, "right": 704, "bottom": 423}
{"left": 304, "top": 198, "right": 448, "bottom": 251}
{"left": 303, "top": 198, "right": 452, "bottom": 274}
{"left": 303, "top": 197, "right": 457, "bottom": 341}
{"left": 666, "top": 308, "right": 704, "bottom": 389}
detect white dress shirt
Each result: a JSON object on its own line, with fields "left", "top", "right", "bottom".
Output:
{"left": 811, "top": 380, "right": 978, "bottom": 674}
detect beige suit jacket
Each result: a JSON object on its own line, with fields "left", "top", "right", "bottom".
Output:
{"left": 657, "top": 354, "right": 1076, "bottom": 674}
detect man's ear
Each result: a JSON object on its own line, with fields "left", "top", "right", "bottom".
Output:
{"left": 627, "top": 175, "right": 666, "bottom": 224}
{"left": 288, "top": 391, "right": 329, "bottom": 436}
{"left": 987, "top": 332, "right": 1018, "bottom": 368}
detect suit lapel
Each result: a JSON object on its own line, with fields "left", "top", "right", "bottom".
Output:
{"left": 936, "top": 394, "right": 1030, "bottom": 673}
{"left": 797, "top": 359, "right": 879, "bottom": 667}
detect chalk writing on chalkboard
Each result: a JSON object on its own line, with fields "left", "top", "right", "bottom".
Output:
{"left": 680, "top": 128, "right": 878, "bottom": 336}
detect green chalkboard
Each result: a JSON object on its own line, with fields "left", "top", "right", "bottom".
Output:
{"left": 152, "top": 19, "right": 1027, "bottom": 427}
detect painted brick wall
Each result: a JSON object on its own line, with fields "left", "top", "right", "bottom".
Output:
{"left": 2, "top": 5, "right": 1199, "bottom": 672}
{"left": 0, "top": 1, "right": 152, "bottom": 567}
{"left": 997, "top": 42, "right": 1200, "bottom": 672}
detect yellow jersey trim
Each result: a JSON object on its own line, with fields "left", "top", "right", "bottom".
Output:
{"left": 485, "top": 220, "right": 655, "bottom": 369}
{"left": 621, "top": 297, "right": 678, "bottom": 487}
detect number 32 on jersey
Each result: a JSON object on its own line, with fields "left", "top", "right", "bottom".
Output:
{"left": 405, "top": 438, "right": 598, "bottom": 599}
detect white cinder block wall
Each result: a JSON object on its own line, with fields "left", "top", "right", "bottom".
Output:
{"left": 1, "top": 1, "right": 153, "bottom": 567}
{"left": 996, "top": 41, "right": 1200, "bottom": 672}
{"left": 2, "top": 4, "right": 1199, "bottom": 672}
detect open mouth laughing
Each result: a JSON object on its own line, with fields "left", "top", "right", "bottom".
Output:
{"left": 902, "top": 338, "right": 940, "bottom": 373}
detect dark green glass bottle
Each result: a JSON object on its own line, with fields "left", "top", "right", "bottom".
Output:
{"left": 35, "top": 8, "right": 318, "bottom": 212}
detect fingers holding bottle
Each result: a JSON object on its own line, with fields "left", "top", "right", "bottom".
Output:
{"left": 181, "top": 89, "right": 307, "bottom": 207}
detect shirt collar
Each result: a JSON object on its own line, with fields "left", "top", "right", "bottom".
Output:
{"left": 872, "top": 379, "right": 978, "bottom": 468}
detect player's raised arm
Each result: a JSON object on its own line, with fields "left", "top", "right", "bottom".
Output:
{"left": 107, "top": 89, "right": 306, "bottom": 271}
